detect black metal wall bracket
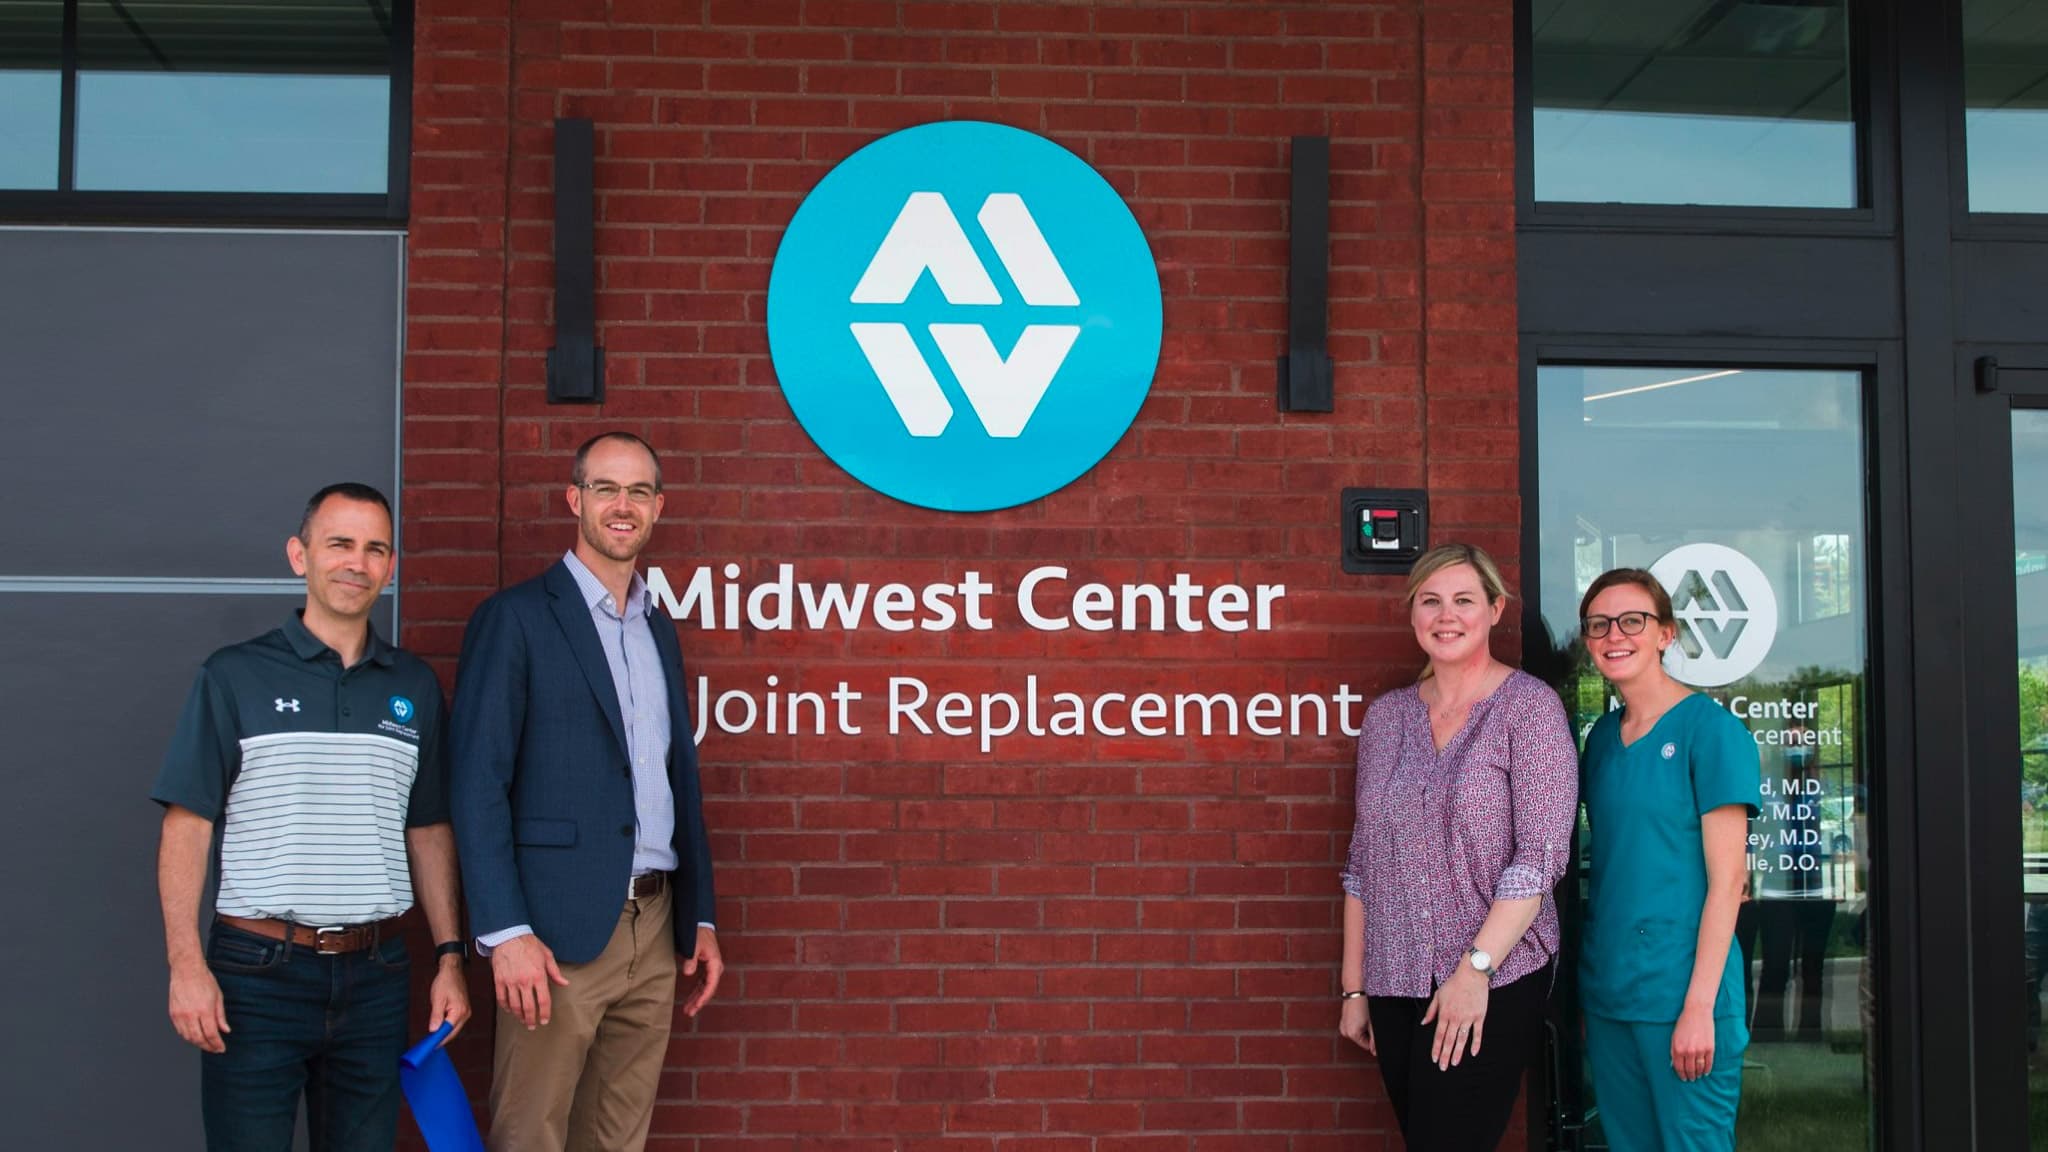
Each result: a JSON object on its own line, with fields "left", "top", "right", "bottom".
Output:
{"left": 1277, "top": 135, "right": 1332, "bottom": 413}
{"left": 547, "top": 117, "right": 604, "bottom": 404}
{"left": 1975, "top": 355, "right": 2048, "bottom": 397}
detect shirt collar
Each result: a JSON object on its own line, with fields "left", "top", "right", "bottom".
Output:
{"left": 562, "top": 550, "right": 650, "bottom": 618}
{"left": 282, "top": 610, "right": 395, "bottom": 667}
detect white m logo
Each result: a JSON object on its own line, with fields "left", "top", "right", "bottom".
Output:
{"left": 848, "top": 192, "right": 1081, "bottom": 438}
{"left": 1649, "top": 543, "right": 1779, "bottom": 688}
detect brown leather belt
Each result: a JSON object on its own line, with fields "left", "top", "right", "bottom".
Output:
{"left": 217, "top": 914, "right": 403, "bottom": 954}
{"left": 629, "top": 871, "right": 667, "bottom": 901}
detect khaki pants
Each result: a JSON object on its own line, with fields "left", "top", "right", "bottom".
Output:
{"left": 487, "top": 884, "right": 675, "bottom": 1152}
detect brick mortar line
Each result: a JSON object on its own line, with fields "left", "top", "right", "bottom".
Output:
{"left": 491, "top": 1, "right": 521, "bottom": 593}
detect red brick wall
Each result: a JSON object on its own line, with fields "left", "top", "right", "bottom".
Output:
{"left": 403, "top": 1, "right": 1519, "bottom": 1148}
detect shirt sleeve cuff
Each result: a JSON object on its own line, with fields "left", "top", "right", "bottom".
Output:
{"left": 1494, "top": 863, "right": 1548, "bottom": 902}
{"left": 476, "top": 924, "right": 534, "bottom": 956}
{"left": 1339, "top": 871, "right": 1366, "bottom": 901}
{"left": 697, "top": 922, "right": 716, "bottom": 931}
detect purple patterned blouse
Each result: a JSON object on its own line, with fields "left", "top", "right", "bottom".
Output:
{"left": 1340, "top": 669, "right": 1579, "bottom": 998}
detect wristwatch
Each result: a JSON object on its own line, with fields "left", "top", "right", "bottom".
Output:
{"left": 1466, "top": 947, "right": 1494, "bottom": 977}
{"left": 435, "top": 939, "right": 469, "bottom": 964}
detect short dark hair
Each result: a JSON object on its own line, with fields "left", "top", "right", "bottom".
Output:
{"left": 571, "top": 431, "right": 663, "bottom": 490}
{"left": 296, "top": 482, "right": 393, "bottom": 543}
{"left": 1578, "top": 567, "right": 1675, "bottom": 626}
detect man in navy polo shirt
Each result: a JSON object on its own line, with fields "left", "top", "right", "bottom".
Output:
{"left": 154, "top": 482, "right": 471, "bottom": 1152}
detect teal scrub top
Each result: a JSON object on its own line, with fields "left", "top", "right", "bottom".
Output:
{"left": 1579, "top": 692, "right": 1760, "bottom": 1023}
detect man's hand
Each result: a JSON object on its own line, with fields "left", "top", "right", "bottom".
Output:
{"left": 682, "top": 926, "right": 723, "bottom": 1018}
{"left": 168, "top": 961, "right": 230, "bottom": 1053}
{"left": 492, "top": 934, "right": 569, "bottom": 1029}
{"left": 427, "top": 952, "right": 473, "bottom": 1043}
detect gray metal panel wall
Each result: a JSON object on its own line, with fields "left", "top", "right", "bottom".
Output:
{"left": 0, "top": 229, "right": 400, "bottom": 578}
{"left": 0, "top": 228, "right": 401, "bottom": 1151}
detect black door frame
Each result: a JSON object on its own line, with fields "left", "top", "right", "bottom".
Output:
{"left": 1510, "top": 0, "right": 2048, "bottom": 1145}
{"left": 1958, "top": 352, "right": 2048, "bottom": 1148}
{"left": 1515, "top": 340, "right": 1919, "bottom": 1151}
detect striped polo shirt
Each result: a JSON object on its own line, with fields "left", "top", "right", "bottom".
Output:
{"left": 152, "top": 612, "right": 449, "bottom": 925}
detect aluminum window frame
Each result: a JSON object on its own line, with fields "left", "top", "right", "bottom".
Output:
{"left": 0, "top": 0, "right": 410, "bottom": 224}
{"left": 1517, "top": 0, "right": 1895, "bottom": 236}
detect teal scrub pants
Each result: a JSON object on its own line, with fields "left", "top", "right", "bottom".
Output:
{"left": 1586, "top": 1013, "right": 1745, "bottom": 1151}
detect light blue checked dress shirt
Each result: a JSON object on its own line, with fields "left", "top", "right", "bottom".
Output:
{"left": 561, "top": 550, "right": 677, "bottom": 877}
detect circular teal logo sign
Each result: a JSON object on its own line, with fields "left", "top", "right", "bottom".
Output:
{"left": 768, "top": 121, "right": 1162, "bottom": 512}
{"left": 389, "top": 695, "right": 414, "bottom": 723}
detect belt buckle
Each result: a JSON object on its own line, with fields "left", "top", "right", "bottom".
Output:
{"left": 314, "top": 925, "right": 351, "bottom": 955}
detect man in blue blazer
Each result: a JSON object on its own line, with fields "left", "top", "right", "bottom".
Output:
{"left": 451, "top": 432, "right": 720, "bottom": 1152}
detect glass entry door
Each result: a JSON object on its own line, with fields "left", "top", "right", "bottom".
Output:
{"left": 1531, "top": 363, "right": 1880, "bottom": 1150}
{"left": 2019, "top": 406, "right": 2048, "bottom": 1146}
{"left": 1961, "top": 357, "right": 2048, "bottom": 1148}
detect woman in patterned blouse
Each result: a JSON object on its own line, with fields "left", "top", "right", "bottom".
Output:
{"left": 1338, "top": 542, "right": 1580, "bottom": 1150}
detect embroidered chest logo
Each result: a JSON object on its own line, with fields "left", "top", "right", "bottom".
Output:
{"left": 389, "top": 695, "right": 415, "bottom": 723}
{"left": 1661, "top": 742, "right": 1677, "bottom": 760}
{"left": 274, "top": 698, "right": 300, "bottom": 713}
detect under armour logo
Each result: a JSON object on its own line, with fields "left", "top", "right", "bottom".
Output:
{"left": 275, "top": 698, "right": 300, "bottom": 713}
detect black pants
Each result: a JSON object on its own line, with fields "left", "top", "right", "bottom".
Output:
{"left": 1754, "top": 899, "right": 1836, "bottom": 1038}
{"left": 1368, "top": 964, "right": 1551, "bottom": 1152}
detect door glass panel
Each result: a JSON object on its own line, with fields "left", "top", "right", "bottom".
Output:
{"left": 2013, "top": 410, "right": 2048, "bottom": 1142}
{"left": 1536, "top": 365, "right": 1876, "bottom": 1149}
{"left": 1532, "top": 0, "right": 1858, "bottom": 208}
{"left": 1964, "top": 0, "right": 2048, "bottom": 214}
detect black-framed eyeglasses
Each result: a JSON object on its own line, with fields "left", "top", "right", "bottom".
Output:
{"left": 1582, "top": 612, "right": 1654, "bottom": 639}
{"left": 578, "top": 481, "right": 659, "bottom": 504}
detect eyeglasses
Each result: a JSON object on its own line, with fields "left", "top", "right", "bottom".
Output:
{"left": 579, "top": 481, "right": 659, "bottom": 504}
{"left": 1582, "top": 612, "right": 1654, "bottom": 639}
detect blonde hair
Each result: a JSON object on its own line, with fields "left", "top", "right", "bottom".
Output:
{"left": 1403, "top": 542, "right": 1511, "bottom": 679}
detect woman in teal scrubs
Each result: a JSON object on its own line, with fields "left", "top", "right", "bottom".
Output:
{"left": 1577, "top": 568, "right": 1760, "bottom": 1151}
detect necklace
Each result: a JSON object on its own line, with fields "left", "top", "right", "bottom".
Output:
{"left": 1426, "top": 669, "right": 1502, "bottom": 723}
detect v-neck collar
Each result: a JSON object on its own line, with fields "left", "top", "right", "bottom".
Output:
{"left": 1616, "top": 690, "right": 1703, "bottom": 751}
{"left": 1415, "top": 668, "right": 1519, "bottom": 757}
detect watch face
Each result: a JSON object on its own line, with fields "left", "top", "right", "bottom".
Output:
{"left": 1470, "top": 949, "right": 1493, "bottom": 972}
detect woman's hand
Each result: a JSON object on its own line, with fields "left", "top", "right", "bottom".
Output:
{"left": 1339, "top": 996, "right": 1374, "bottom": 1055}
{"left": 1421, "top": 966, "right": 1489, "bottom": 1070}
{"left": 1671, "top": 1003, "right": 1717, "bottom": 1081}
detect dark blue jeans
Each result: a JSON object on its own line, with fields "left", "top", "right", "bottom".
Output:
{"left": 200, "top": 922, "right": 411, "bottom": 1152}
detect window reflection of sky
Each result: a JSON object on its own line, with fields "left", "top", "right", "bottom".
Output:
{"left": 1534, "top": 366, "right": 1866, "bottom": 668}
{"left": 75, "top": 72, "right": 387, "bottom": 194}
{"left": 2017, "top": 411, "right": 2048, "bottom": 556}
{"left": 1969, "top": 109, "right": 2048, "bottom": 213}
{"left": 1535, "top": 108, "right": 1855, "bottom": 208}
{"left": 1566, "top": 366, "right": 1861, "bottom": 431}
{"left": 0, "top": 71, "right": 60, "bottom": 189}
{"left": 2019, "top": 412, "right": 2048, "bottom": 670}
